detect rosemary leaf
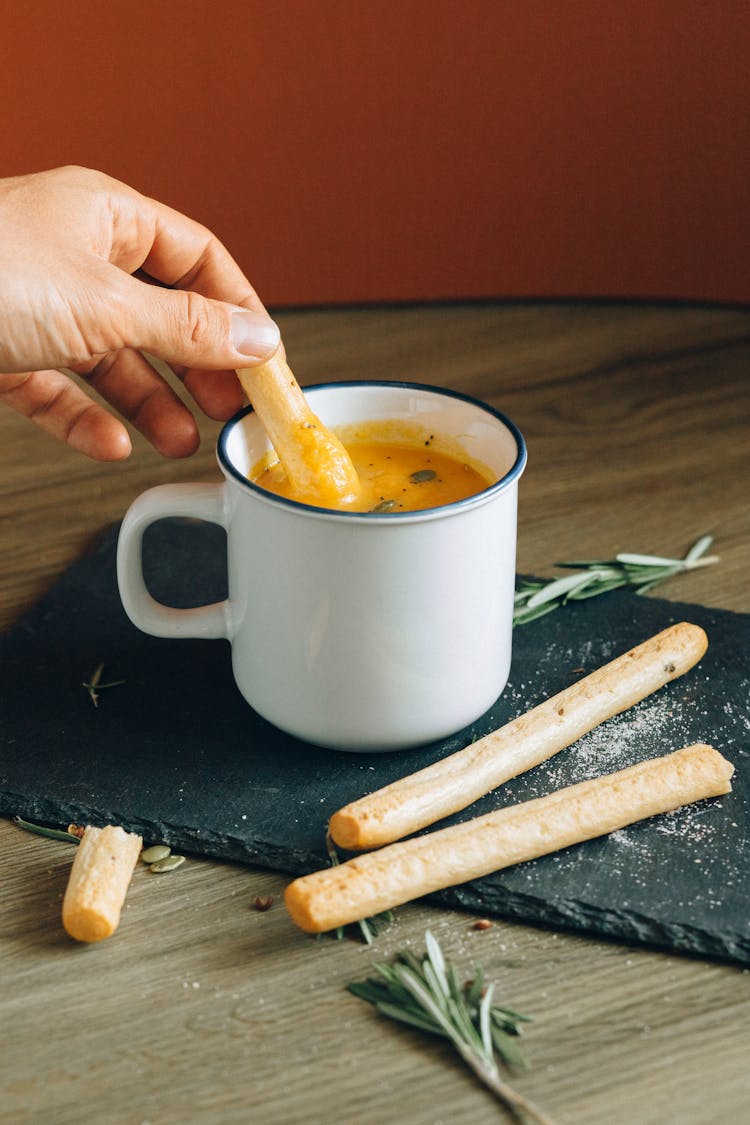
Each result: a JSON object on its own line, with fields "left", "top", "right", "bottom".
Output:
{"left": 552, "top": 558, "right": 612, "bottom": 568}
{"left": 393, "top": 963, "right": 456, "bottom": 1037}
{"left": 425, "top": 930, "right": 450, "bottom": 997}
{"left": 524, "top": 569, "right": 597, "bottom": 609}
{"left": 465, "top": 965, "right": 485, "bottom": 1010}
{"left": 347, "top": 980, "right": 388, "bottom": 1005}
{"left": 349, "top": 931, "right": 556, "bottom": 1124}
{"left": 375, "top": 999, "right": 443, "bottom": 1036}
{"left": 512, "top": 602, "right": 559, "bottom": 627}
{"left": 446, "top": 961, "right": 464, "bottom": 1005}
{"left": 567, "top": 578, "right": 624, "bottom": 601}
{"left": 685, "top": 533, "right": 714, "bottom": 563}
{"left": 398, "top": 950, "right": 426, "bottom": 977}
{"left": 494, "top": 1003, "right": 534, "bottom": 1027}
{"left": 514, "top": 534, "right": 717, "bottom": 627}
{"left": 357, "top": 915, "right": 376, "bottom": 945}
{"left": 447, "top": 993, "right": 485, "bottom": 1056}
{"left": 615, "top": 552, "right": 684, "bottom": 567}
{"left": 479, "top": 982, "right": 496, "bottom": 1062}
{"left": 492, "top": 1024, "right": 530, "bottom": 1071}
{"left": 422, "top": 960, "right": 450, "bottom": 1011}
{"left": 13, "top": 816, "right": 80, "bottom": 844}
{"left": 376, "top": 962, "right": 415, "bottom": 993}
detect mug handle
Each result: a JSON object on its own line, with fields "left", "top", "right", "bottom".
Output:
{"left": 116, "top": 483, "right": 229, "bottom": 639}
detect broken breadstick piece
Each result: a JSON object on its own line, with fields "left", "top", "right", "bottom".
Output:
{"left": 286, "top": 743, "right": 733, "bottom": 933}
{"left": 62, "top": 825, "right": 143, "bottom": 943}
{"left": 329, "top": 622, "right": 708, "bottom": 850}
{"left": 237, "top": 350, "right": 360, "bottom": 507}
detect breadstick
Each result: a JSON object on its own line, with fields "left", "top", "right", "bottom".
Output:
{"left": 329, "top": 622, "right": 708, "bottom": 849}
{"left": 287, "top": 744, "right": 733, "bottom": 932}
{"left": 62, "top": 825, "right": 143, "bottom": 943}
{"left": 237, "top": 351, "right": 360, "bottom": 505}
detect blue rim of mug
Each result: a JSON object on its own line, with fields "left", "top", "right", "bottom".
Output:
{"left": 216, "top": 380, "right": 527, "bottom": 520}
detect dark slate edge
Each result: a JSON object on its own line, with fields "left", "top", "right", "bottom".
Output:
{"left": 432, "top": 885, "right": 750, "bottom": 967}
{"left": 1, "top": 791, "right": 329, "bottom": 874}
{"left": 6, "top": 788, "right": 747, "bottom": 966}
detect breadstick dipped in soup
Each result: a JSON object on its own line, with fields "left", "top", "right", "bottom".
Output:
{"left": 236, "top": 351, "right": 361, "bottom": 507}
{"left": 251, "top": 417, "right": 495, "bottom": 512}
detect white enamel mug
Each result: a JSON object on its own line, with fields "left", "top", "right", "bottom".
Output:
{"left": 117, "top": 382, "right": 526, "bottom": 751}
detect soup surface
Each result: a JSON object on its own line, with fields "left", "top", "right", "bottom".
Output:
{"left": 251, "top": 427, "right": 495, "bottom": 512}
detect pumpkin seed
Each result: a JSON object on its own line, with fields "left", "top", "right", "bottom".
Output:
{"left": 141, "top": 844, "right": 171, "bottom": 864}
{"left": 149, "top": 854, "right": 186, "bottom": 873}
{"left": 409, "top": 469, "right": 437, "bottom": 483}
{"left": 370, "top": 499, "right": 397, "bottom": 513}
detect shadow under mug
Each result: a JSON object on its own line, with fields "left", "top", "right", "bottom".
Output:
{"left": 116, "top": 381, "right": 527, "bottom": 751}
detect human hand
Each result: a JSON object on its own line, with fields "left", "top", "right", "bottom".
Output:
{"left": 0, "top": 166, "right": 281, "bottom": 460}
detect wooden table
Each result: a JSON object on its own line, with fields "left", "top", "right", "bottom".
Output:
{"left": 1, "top": 302, "right": 748, "bottom": 1125}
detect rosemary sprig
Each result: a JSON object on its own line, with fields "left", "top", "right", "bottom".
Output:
{"left": 13, "top": 816, "right": 81, "bottom": 844}
{"left": 349, "top": 931, "right": 555, "bottom": 1124}
{"left": 82, "top": 662, "right": 126, "bottom": 708}
{"left": 514, "top": 534, "right": 718, "bottom": 626}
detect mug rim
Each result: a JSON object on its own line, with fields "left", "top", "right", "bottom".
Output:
{"left": 216, "top": 380, "right": 527, "bottom": 520}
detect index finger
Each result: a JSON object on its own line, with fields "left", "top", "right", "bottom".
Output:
{"left": 113, "top": 185, "right": 275, "bottom": 417}
{"left": 145, "top": 201, "right": 267, "bottom": 311}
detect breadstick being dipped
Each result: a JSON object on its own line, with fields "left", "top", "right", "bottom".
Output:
{"left": 287, "top": 743, "right": 733, "bottom": 933}
{"left": 62, "top": 825, "right": 142, "bottom": 943}
{"left": 237, "top": 350, "right": 360, "bottom": 507}
{"left": 329, "top": 622, "right": 708, "bottom": 850}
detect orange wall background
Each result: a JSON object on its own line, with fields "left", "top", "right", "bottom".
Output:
{"left": 1, "top": 1, "right": 748, "bottom": 306}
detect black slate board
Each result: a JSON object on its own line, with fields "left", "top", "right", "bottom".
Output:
{"left": 1, "top": 521, "right": 748, "bottom": 963}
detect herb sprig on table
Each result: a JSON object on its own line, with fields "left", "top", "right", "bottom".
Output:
{"left": 513, "top": 534, "right": 717, "bottom": 626}
{"left": 13, "top": 816, "right": 81, "bottom": 844}
{"left": 82, "top": 662, "right": 126, "bottom": 707}
{"left": 349, "top": 931, "right": 556, "bottom": 1124}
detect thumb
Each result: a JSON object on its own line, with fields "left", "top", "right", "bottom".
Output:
{"left": 115, "top": 272, "right": 281, "bottom": 369}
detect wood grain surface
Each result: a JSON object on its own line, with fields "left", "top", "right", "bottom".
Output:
{"left": 1, "top": 302, "right": 749, "bottom": 1125}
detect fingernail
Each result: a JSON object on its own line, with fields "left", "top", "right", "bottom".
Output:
{"left": 230, "top": 311, "right": 280, "bottom": 359}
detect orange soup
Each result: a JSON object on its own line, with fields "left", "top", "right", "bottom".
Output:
{"left": 251, "top": 426, "right": 495, "bottom": 512}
